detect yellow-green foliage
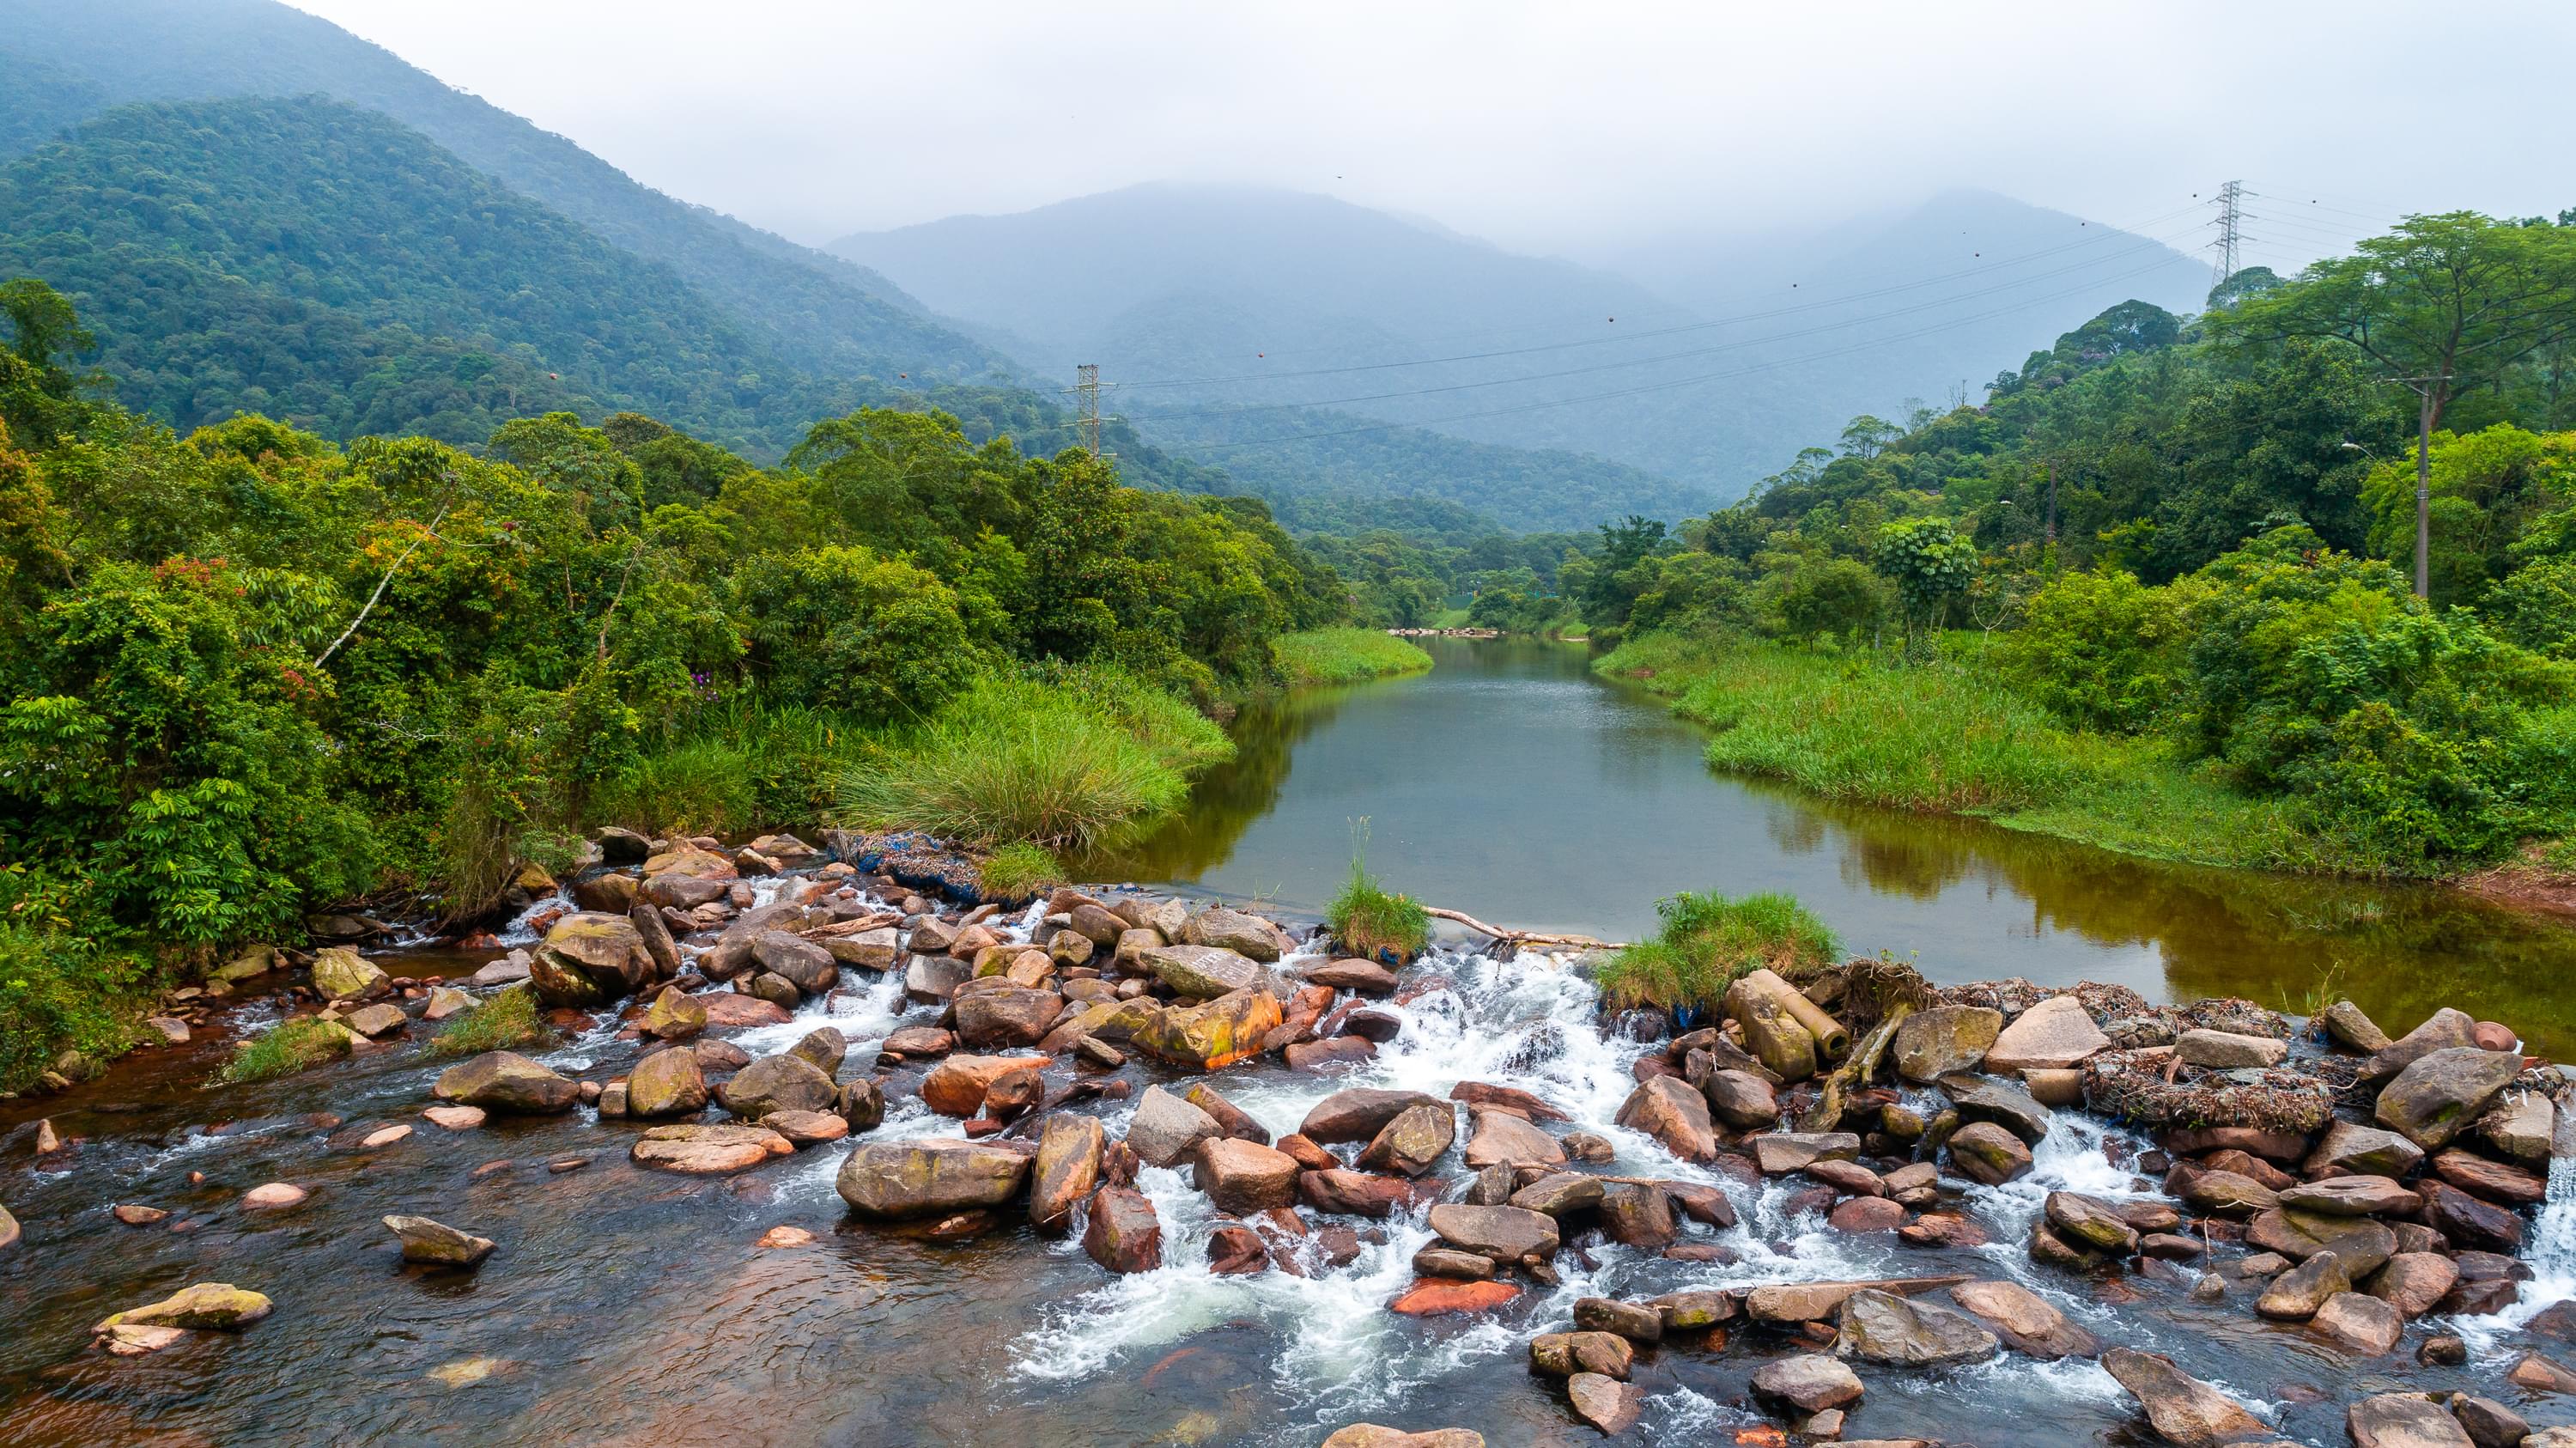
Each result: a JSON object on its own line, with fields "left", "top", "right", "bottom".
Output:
{"left": 1593, "top": 890, "right": 1838, "bottom": 1014}
{"left": 216, "top": 1015, "right": 354, "bottom": 1084}
{"left": 979, "top": 843, "right": 1061, "bottom": 902}
{"left": 1271, "top": 629, "right": 1434, "bottom": 687}
{"left": 835, "top": 667, "right": 1232, "bottom": 850}
{"left": 427, "top": 984, "right": 547, "bottom": 1058}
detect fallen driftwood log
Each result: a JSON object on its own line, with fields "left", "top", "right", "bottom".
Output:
{"left": 1423, "top": 906, "right": 1624, "bottom": 952}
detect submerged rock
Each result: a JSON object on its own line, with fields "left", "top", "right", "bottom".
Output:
{"left": 94, "top": 1283, "right": 274, "bottom": 1334}
{"left": 2100, "top": 1346, "right": 2270, "bottom": 1446}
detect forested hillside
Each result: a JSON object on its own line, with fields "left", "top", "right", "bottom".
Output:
{"left": 0, "top": 0, "right": 1012, "bottom": 386}
{"left": 1589, "top": 210, "right": 2576, "bottom": 881}
{"left": 0, "top": 280, "right": 1346, "bottom": 1086}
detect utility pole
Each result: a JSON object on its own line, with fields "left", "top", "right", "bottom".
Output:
{"left": 2210, "top": 179, "right": 2245, "bottom": 287}
{"left": 2044, "top": 459, "right": 2057, "bottom": 545}
{"left": 1074, "top": 363, "right": 1103, "bottom": 459}
{"left": 2381, "top": 374, "right": 2451, "bottom": 599}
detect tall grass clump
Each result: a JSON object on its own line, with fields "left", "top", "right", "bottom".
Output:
{"left": 1272, "top": 628, "right": 1435, "bottom": 687}
{"left": 834, "top": 667, "right": 1232, "bottom": 850}
{"left": 1594, "top": 890, "right": 1839, "bottom": 1015}
{"left": 216, "top": 1015, "right": 355, "bottom": 1084}
{"left": 0, "top": 917, "right": 154, "bottom": 1093}
{"left": 427, "top": 984, "right": 549, "bottom": 1058}
{"left": 979, "top": 842, "right": 1061, "bottom": 902}
{"left": 1324, "top": 824, "right": 1431, "bottom": 962}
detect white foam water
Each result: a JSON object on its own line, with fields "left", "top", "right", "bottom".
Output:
{"left": 2457, "top": 1152, "right": 2576, "bottom": 1351}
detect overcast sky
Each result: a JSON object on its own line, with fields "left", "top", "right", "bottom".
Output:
{"left": 292, "top": 0, "right": 2571, "bottom": 268}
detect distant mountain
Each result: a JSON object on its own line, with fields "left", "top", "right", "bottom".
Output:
{"left": 834, "top": 183, "right": 2210, "bottom": 499}
{"left": 0, "top": 0, "right": 1014, "bottom": 388}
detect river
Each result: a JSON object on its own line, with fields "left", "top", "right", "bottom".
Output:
{"left": 1085, "top": 636, "right": 2576, "bottom": 1057}
{"left": 3, "top": 638, "right": 2573, "bottom": 1445}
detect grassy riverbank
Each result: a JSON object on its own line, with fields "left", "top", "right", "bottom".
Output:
{"left": 1270, "top": 629, "right": 1436, "bottom": 687}
{"left": 1595, "top": 633, "right": 2348, "bottom": 874}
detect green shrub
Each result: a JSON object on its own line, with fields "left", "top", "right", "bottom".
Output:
{"left": 427, "top": 983, "right": 549, "bottom": 1058}
{"left": 835, "top": 668, "right": 1230, "bottom": 850}
{"left": 2002, "top": 568, "right": 2195, "bottom": 731}
{"left": 729, "top": 545, "right": 981, "bottom": 725}
{"left": 1326, "top": 864, "right": 1431, "bottom": 964}
{"left": 0, "top": 908, "right": 155, "bottom": 1093}
{"left": 1270, "top": 628, "right": 1434, "bottom": 687}
{"left": 1593, "top": 891, "right": 1838, "bottom": 1014}
{"left": 216, "top": 1014, "right": 355, "bottom": 1084}
{"left": 978, "top": 843, "right": 1060, "bottom": 902}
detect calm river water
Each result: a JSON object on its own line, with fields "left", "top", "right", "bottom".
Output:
{"left": 1086, "top": 636, "right": 2576, "bottom": 1056}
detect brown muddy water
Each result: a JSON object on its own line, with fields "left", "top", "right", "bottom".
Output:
{"left": 2, "top": 636, "right": 2573, "bottom": 1446}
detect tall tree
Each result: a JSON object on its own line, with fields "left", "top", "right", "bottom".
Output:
{"left": 2216, "top": 213, "right": 2576, "bottom": 595}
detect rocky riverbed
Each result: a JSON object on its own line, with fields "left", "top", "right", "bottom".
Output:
{"left": 2, "top": 829, "right": 2573, "bottom": 1446}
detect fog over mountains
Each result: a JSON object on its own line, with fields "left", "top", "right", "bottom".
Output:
{"left": 3, "top": 0, "right": 2209, "bottom": 532}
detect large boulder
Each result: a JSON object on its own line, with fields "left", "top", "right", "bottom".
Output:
{"left": 2421, "top": 1180, "right": 2525, "bottom": 1254}
{"left": 1083, "top": 1185, "right": 1162, "bottom": 1272}
{"left": 629, "top": 901, "right": 682, "bottom": 980}
{"left": 2256, "top": 1251, "right": 2351, "bottom": 1319}
{"left": 2045, "top": 1192, "right": 2140, "bottom": 1254}
{"left": 1183, "top": 907, "right": 1282, "bottom": 962}
{"left": 2306, "top": 1120, "right": 2426, "bottom": 1177}
{"left": 431, "top": 1052, "right": 579, "bottom": 1114}
{"left": 1893, "top": 1006, "right": 2003, "bottom": 1082}
{"left": 1300, "top": 1169, "right": 1417, "bottom": 1218}
{"left": 531, "top": 912, "right": 653, "bottom": 1006}
{"left": 1425, "top": 1203, "right": 1559, "bottom": 1262}
{"left": 714, "top": 1053, "right": 840, "bottom": 1121}
{"left": 1356, "top": 1103, "right": 1455, "bottom": 1177}
{"left": 1613, "top": 1075, "right": 1717, "bottom": 1160}
{"left": 1945, "top": 1076, "right": 2053, "bottom": 1144}
{"left": 1194, "top": 1137, "right": 1302, "bottom": 1213}
{"left": 1030, "top": 1114, "right": 1104, "bottom": 1231}
{"left": 2345, "top": 1394, "right": 2476, "bottom": 1448}
{"left": 1835, "top": 1288, "right": 1997, "bottom": 1366}
{"left": 1947, "top": 1280, "right": 2099, "bottom": 1360}
{"left": 2362, "top": 1007, "right": 2479, "bottom": 1086}
{"left": 836, "top": 1140, "right": 1031, "bottom": 1218}
{"left": 1701, "top": 1069, "right": 1780, "bottom": 1130}
{"left": 2310, "top": 1292, "right": 2402, "bottom": 1355}
{"left": 920, "top": 1054, "right": 1046, "bottom": 1117}
{"left": 1133, "top": 988, "right": 1280, "bottom": 1071}
{"left": 311, "top": 946, "right": 388, "bottom": 1001}
{"left": 2100, "top": 1347, "right": 2272, "bottom": 1446}
{"left": 825, "top": 927, "right": 901, "bottom": 970}
{"left": 2175, "top": 1029, "right": 2289, "bottom": 1069}
{"left": 1125, "top": 1085, "right": 1222, "bottom": 1168}
{"left": 2247, "top": 1209, "right": 2397, "bottom": 1275}
{"left": 2277, "top": 1176, "right": 2416, "bottom": 1217}
{"left": 1302, "top": 1088, "right": 1446, "bottom": 1144}
{"left": 1463, "top": 1107, "right": 1566, "bottom": 1170}
{"left": 1947, "top": 1122, "right": 2032, "bottom": 1184}
{"left": 2374, "top": 1048, "right": 2522, "bottom": 1150}
{"left": 1750, "top": 1354, "right": 1864, "bottom": 1413}
{"left": 629, "top": 1123, "right": 793, "bottom": 1174}
{"left": 750, "top": 932, "right": 838, "bottom": 996}
{"left": 1985, "top": 995, "right": 2110, "bottom": 1072}
{"left": 642, "top": 845, "right": 735, "bottom": 881}
{"left": 625, "top": 1046, "right": 709, "bottom": 1117}
{"left": 641, "top": 985, "right": 707, "bottom": 1041}
{"left": 1142, "top": 944, "right": 1264, "bottom": 999}
{"left": 954, "top": 986, "right": 1066, "bottom": 1049}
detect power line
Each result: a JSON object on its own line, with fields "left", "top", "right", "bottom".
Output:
{"left": 1120, "top": 221, "right": 2215, "bottom": 424}
{"left": 1103, "top": 200, "right": 2214, "bottom": 392}
{"left": 1167, "top": 251, "right": 2196, "bottom": 455}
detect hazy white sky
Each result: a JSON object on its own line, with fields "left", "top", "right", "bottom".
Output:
{"left": 290, "top": 0, "right": 2572, "bottom": 265}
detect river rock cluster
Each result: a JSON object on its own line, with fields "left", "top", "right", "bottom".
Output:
{"left": 29, "top": 825, "right": 2576, "bottom": 1446}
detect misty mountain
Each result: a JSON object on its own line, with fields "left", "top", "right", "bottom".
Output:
{"left": 0, "top": 0, "right": 1015, "bottom": 387}
{"left": 832, "top": 183, "right": 2211, "bottom": 498}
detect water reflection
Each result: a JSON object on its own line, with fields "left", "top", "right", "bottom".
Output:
{"left": 1086, "top": 636, "right": 2576, "bottom": 1055}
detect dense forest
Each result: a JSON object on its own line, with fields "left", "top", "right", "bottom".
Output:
{"left": 1593, "top": 210, "right": 2576, "bottom": 882}
{"left": 0, "top": 283, "right": 1347, "bottom": 1089}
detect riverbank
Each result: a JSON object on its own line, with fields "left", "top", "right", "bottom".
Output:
{"left": 5, "top": 838, "right": 2572, "bottom": 1445}
{"left": 1596, "top": 632, "right": 2439, "bottom": 879}
{"left": 1270, "top": 629, "right": 1437, "bottom": 687}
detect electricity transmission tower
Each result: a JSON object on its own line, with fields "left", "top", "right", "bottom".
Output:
{"left": 1072, "top": 363, "right": 1116, "bottom": 459}
{"left": 2209, "top": 180, "right": 2245, "bottom": 286}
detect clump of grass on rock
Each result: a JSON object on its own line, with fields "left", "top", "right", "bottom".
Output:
{"left": 1592, "top": 890, "right": 1838, "bottom": 1017}
{"left": 216, "top": 1015, "right": 355, "bottom": 1084}
{"left": 1327, "top": 857, "right": 1431, "bottom": 964}
{"left": 1271, "top": 628, "right": 1434, "bottom": 687}
{"left": 978, "top": 843, "right": 1061, "bottom": 903}
{"left": 427, "top": 985, "right": 548, "bottom": 1058}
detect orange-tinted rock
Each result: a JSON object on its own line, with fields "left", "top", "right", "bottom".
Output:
{"left": 1388, "top": 1278, "right": 1521, "bottom": 1316}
